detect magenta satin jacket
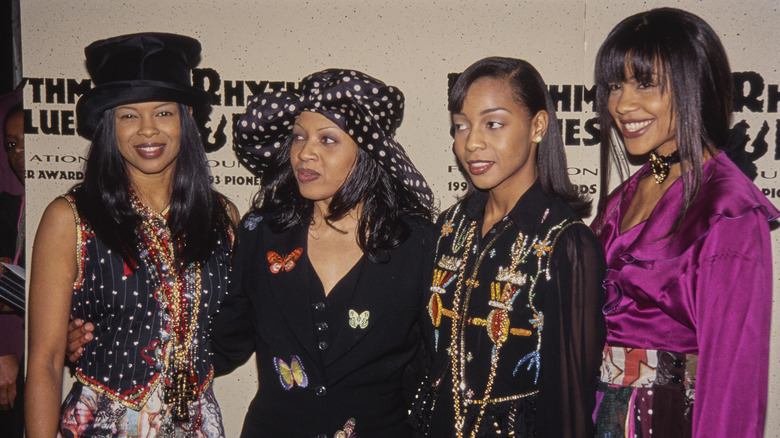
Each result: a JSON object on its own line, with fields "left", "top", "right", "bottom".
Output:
{"left": 594, "top": 152, "right": 779, "bottom": 438}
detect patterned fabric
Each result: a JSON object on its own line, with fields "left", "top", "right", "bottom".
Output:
{"left": 58, "top": 382, "right": 224, "bottom": 438}
{"left": 416, "top": 181, "right": 606, "bottom": 437}
{"left": 61, "top": 194, "right": 232, "bottom": 428}
{"left": 600, "top": 346, "right": 659, "bottom": 388}
{"left": 595, "top": 346, "right": 696, "bottom": 438}
{"left": 233, "top": 68, "right": 433, "bottom": 208}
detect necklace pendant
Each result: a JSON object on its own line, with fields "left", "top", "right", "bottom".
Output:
{"left": 648, "top": 150, "right": 680, "bottom": 184}
{"left": 164, "top": 369, "right": 198, "bottom": 422}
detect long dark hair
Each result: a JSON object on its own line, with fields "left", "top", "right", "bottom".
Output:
{"left": 71, "top": 103, "right": 232, "bottom": 266}
{"left": 594, "top": 7, "right": 733, "bottom": 235}
{"left": 252, "top": 132, "right": 432, "bottom": 263}
{"left": 449, "top": 56, "right": 590, "bottom": 217}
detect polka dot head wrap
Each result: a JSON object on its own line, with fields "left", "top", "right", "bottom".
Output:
{"left": 234, "top": 68, "right": 433, "bottom": 208}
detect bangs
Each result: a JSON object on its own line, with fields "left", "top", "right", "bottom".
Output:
{"left": 595, "top": 25, "right": 670, "bottom": 90}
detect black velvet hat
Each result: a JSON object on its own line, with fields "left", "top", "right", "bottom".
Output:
{"left": 75, "top": 32, "right": 211, "bottom": 138}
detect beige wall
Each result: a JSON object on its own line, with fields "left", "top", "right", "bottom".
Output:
{"left": 20, "top": 1, "right": 780, "bottom": 436}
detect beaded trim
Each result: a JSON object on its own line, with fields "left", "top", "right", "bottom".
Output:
{"left": 74, "top": 367, "right": 214, "bottom": 410}
{"left": 62, "top": 195, "right": 88, "bottom": 289}
{"left": 464, "top": 389, "right": 539, "bottom": 405}
{"left": 130, "top": 191, "right": 204, "bottom": 425}
{"left": 430, "top": 205, "right": 579, "bottom": 437}
{"left": 63, "top": 193, "right": 232, "bottom": 420}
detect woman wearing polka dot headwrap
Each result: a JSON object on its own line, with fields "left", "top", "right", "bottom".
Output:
{"left": 211, "top": 69, "right": 436, "bottom": 437}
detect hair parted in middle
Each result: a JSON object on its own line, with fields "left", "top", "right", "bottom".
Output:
{"left": 448, "top": 56, "right": 590, "bottom": 217}
{"left": 71, "top": 104, "right": 233, "bottom": 267}
{"left": 594, "top": 7, "right": 737, "bottom": 235}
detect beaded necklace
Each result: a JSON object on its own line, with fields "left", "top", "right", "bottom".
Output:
{"left": 130, "top": 191, "right": 203, "bottom": 430}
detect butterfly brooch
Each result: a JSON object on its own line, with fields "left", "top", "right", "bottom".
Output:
{"left": 243, "top": 214, "right": 263, "bottom": 230}
{"left": 348, "top": 309, "right": 370, "bottom": 329}
{"left": 334, "top": 418, "right": 356, "bottom": 438}
{"left": 273, "top": 355, "right": 308, "bottom": 390}
{"left": 267, "top": 248, "right": 303, "bottom": 274}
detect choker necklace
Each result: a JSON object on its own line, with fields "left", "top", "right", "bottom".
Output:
{"left": 648, "top": 150, "right": 680, "bottom": 184}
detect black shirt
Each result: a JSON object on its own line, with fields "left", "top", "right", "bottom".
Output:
{"left": 420, "top": 181, "right": 606, "bottom": 437}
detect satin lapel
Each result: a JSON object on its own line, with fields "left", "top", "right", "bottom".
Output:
{"left": 323, "top": 254, "right": 397, "bottom": 366}
{"left": 262, "top": 225, "right": 320, "bottom": 361}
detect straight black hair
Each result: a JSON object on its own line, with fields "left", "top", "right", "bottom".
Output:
{"left": 449, "top": 56, "right": 590, "bottom": 217}
{"left": 71, "top": 103, "right": 232, "bottom": 267}
{"left": 593, "top": 8, "right": 733, "bottom": 236}
{"left": 252, "top": 130, "right": 432, "bottom": 263}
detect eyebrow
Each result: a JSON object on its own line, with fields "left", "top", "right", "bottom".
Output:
{"left": 293, "top": 122, "right": 340, "bottom": 132}
{"left": 453, "top": 107, "right": 511, "bottom": 117}
{"left": 115, "top": 102, "right": 176, "bottom": 111}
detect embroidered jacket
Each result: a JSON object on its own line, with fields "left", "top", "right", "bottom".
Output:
{"left": 64, "top": 194, "right": 233, "bottom": 409}
{"left": 419, "top": 181, "right": 605, "bottom": 438}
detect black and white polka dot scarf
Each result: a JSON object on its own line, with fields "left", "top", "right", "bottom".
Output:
{"left": 234, "top": 68, "right": 433, "bottom": 208}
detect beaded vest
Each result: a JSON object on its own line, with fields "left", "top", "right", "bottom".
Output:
{"left": 63, "top": 194, "right": 233, "bottom": 410}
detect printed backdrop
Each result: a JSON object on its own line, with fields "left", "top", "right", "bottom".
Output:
{"left": 20, "top": 0, "right": 780, "bottom": 435}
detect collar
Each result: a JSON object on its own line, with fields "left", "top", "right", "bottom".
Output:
{"left": 604, "top": 152, "right": 779, "bottom": 262}
{"left": 463, "top": 179, "right": 551, "bottom": 228}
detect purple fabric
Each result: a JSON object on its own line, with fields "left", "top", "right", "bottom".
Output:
{"left": 0, "top": 313, "right": 23, "bottom": 361}
{"left": 593, "top": 152, "right": 778, "bottom": 438}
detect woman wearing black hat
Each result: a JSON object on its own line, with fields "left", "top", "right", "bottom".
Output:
{"left": 25, "top": 33, "right": 236, "bottom": 437}
{"left": 211, "top": 69, "right": 435, "bottom": 437}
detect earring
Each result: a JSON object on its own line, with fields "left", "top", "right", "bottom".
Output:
{"left": 534, "top": 135, "right": 542, "bottom": 143}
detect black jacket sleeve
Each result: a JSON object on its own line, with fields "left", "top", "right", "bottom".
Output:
{"left": 211, "top": 224, "right": 257, "bottom": 375}
{"left": 538, "top": 223, "right": 606, "bottom": 438}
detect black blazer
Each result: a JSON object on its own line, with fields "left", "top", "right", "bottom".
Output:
{"left": 212, "top": 214, "right": 436, "bottom": 438}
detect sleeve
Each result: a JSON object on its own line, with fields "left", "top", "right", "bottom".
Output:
{"left": 692, "top": 211, "right": 772, "bottom": 438}
{"left": 210, "top": 226, "right": 258, "bottom": 375}
{"left": 537, "top": 223, "right": 606, "bottom": 438}
{"left": 403, "top": 220, "right": 439, "bottom": 407}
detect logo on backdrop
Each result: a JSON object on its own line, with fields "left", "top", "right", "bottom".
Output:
{"left": 20, "top": 68, "right": 305, "bottom": 186}
{"left": 18, "top": 69, "right": 780, "bottom": 196}
{"left": 442, "top": 71, "right": 780, "bottom": 196}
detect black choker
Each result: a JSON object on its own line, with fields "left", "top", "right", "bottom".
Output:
{"left": 648, "top": 150, "right": 680, "bottom": 184}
